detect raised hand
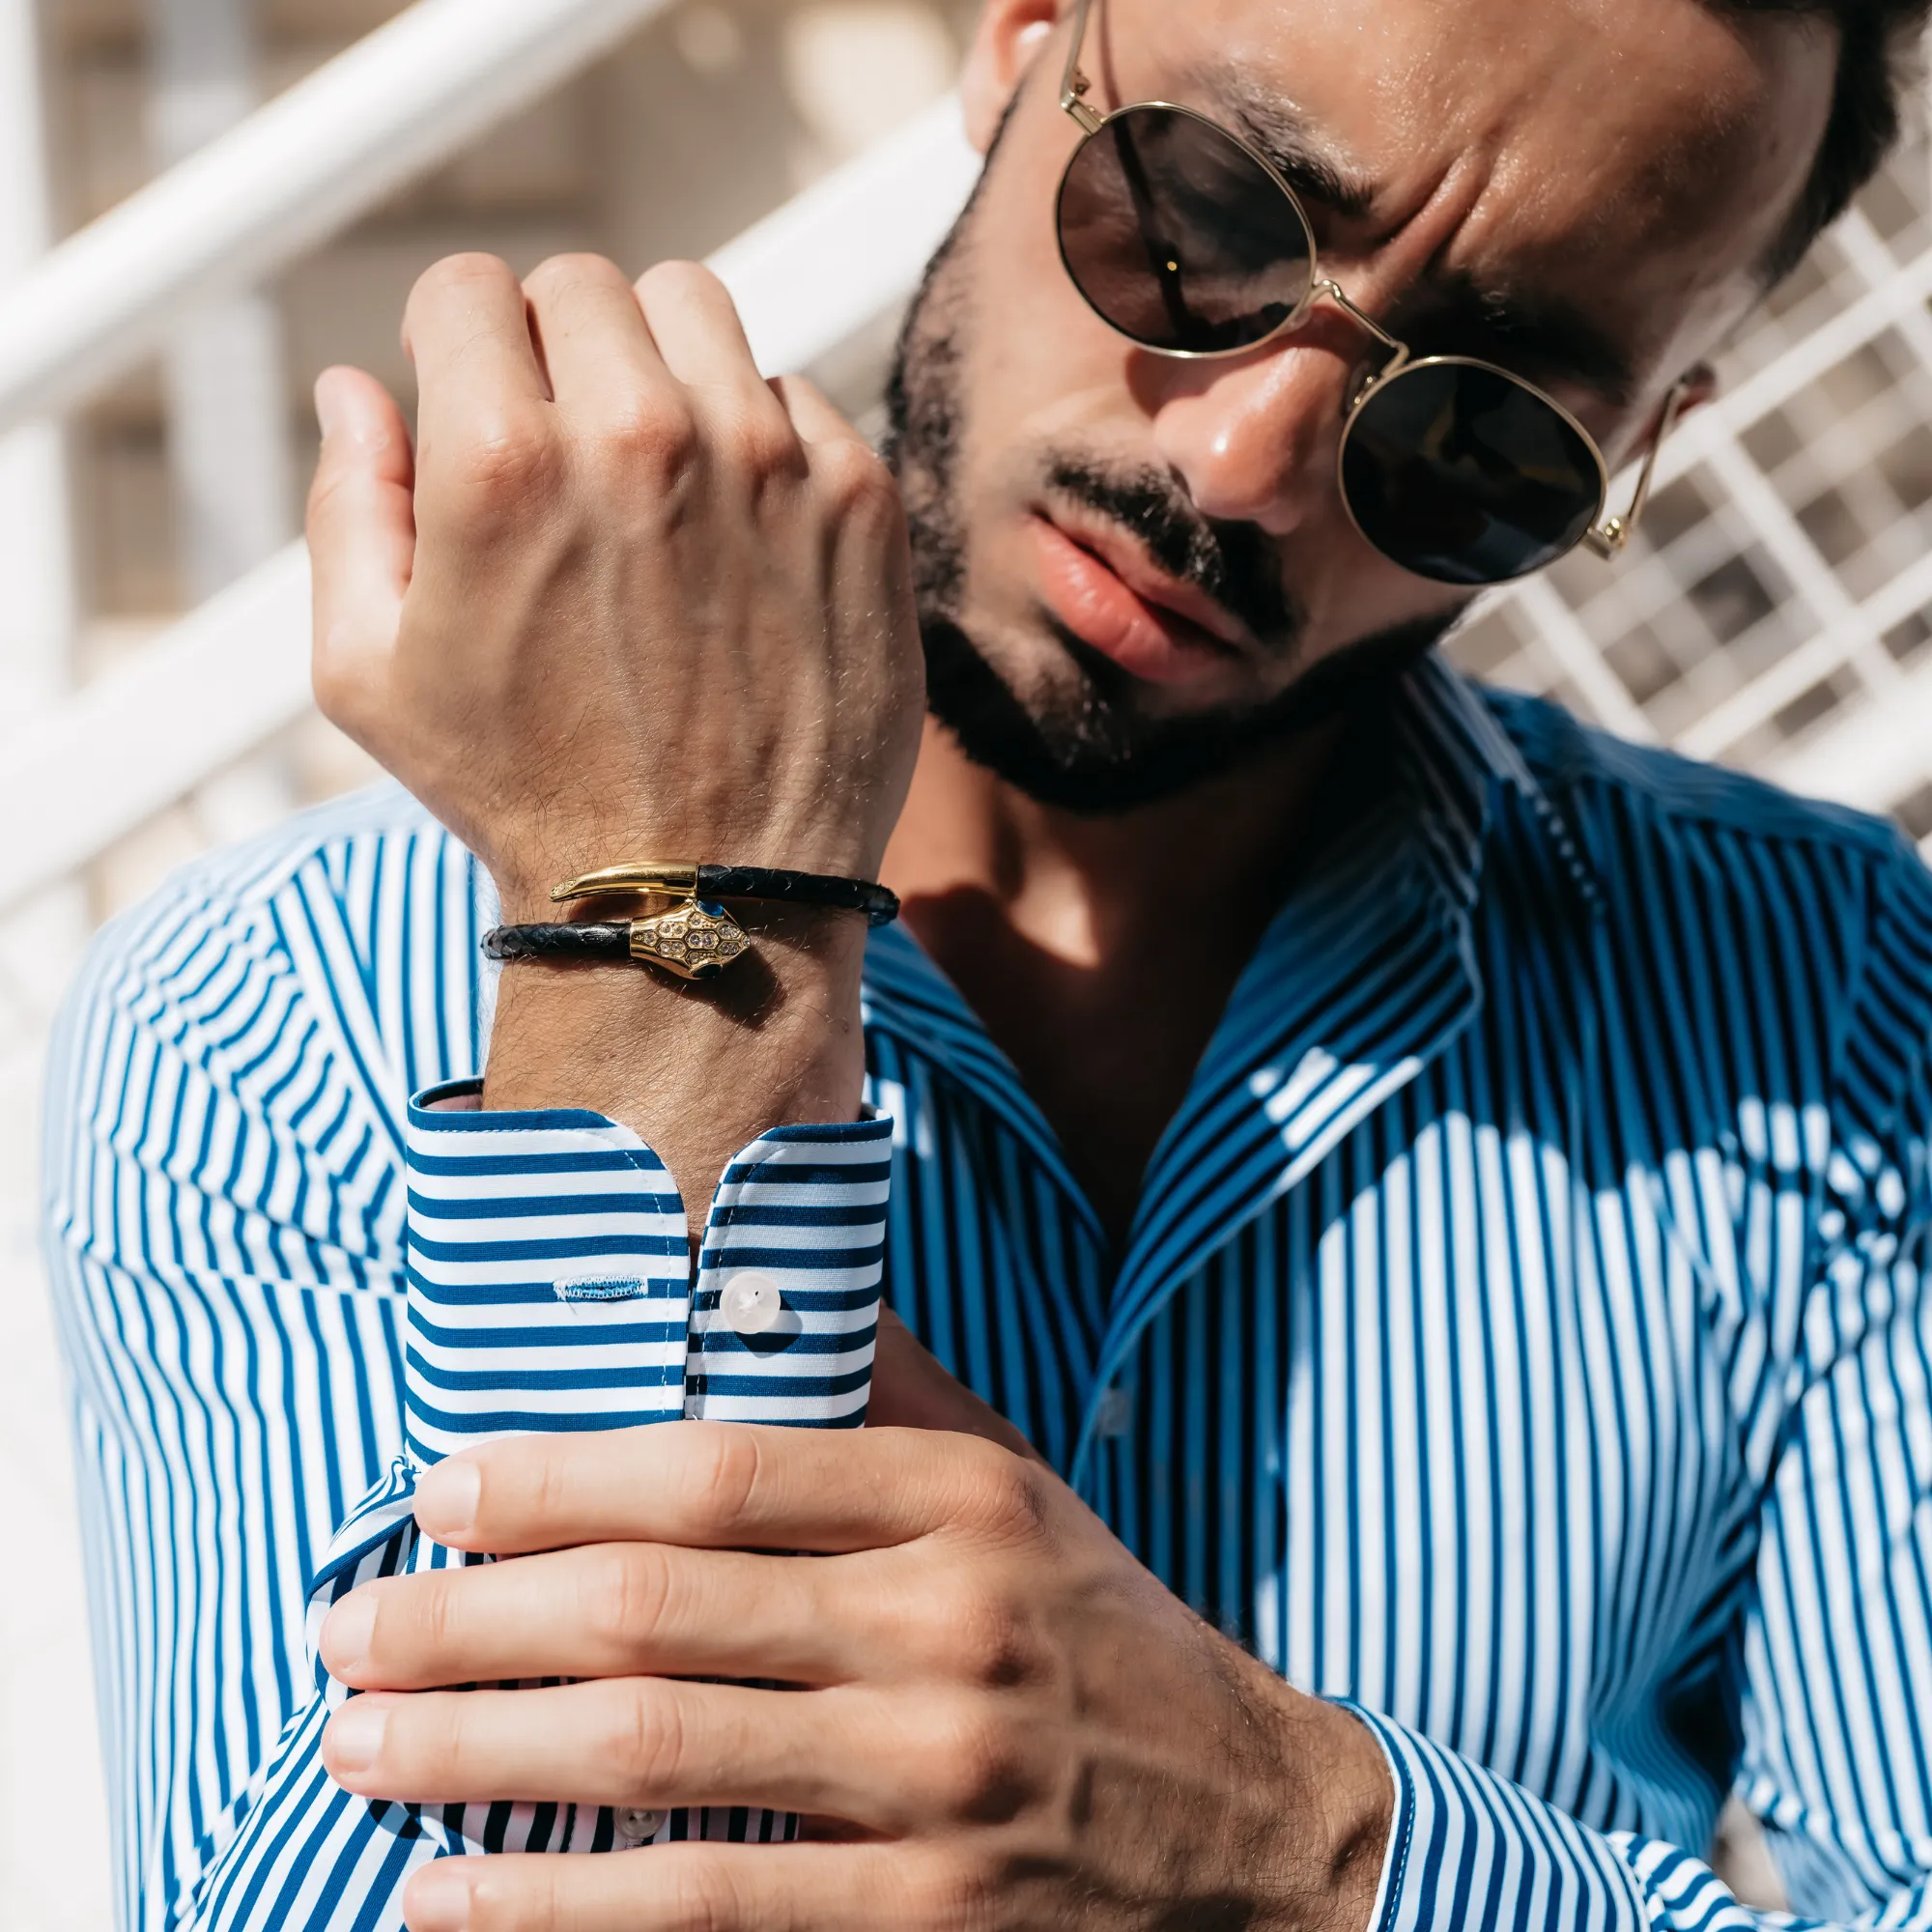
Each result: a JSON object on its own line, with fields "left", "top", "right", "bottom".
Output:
{"left": 307, "top": 251, "right": 924, "bottom": 917}
{"left": 304, "top": 251, "right": 928, "bottom": 1203}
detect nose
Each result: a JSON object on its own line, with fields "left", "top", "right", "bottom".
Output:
{"left": 1143, "top": 330, "right": 1361, "bottom": 534}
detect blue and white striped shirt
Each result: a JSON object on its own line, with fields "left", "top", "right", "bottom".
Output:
{"left": 43, "top": 653, "right": 1932, "bottom": 1932}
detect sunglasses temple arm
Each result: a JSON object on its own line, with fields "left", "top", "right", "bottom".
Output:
{"left": 1062, "top": 0, "right": 1105, "bottom": 131}
{"left": 1582, "top": 379, "right": 1690, "bottom": 558}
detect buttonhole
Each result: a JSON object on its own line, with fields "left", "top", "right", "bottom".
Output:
{"left": 554, "top": 1277, "right": 646, "bottom": 1304}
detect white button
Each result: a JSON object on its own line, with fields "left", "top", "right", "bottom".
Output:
{"left": 1094, "top": 1387, "right": 1133, "bottom": 1438}
{"left": 617, "top": 1806, "right": 663, "bottom": 1843}
{"left": 719, "top": 1272, "right": 784, "bottom": 1335}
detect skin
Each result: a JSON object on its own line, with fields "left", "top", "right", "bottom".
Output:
{"left": 301, "top": 0, "right": 1837, "bottom": 1925}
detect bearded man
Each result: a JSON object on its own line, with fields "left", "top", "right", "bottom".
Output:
{"left": 43, "top": 0, "right": 1932, "bottom": 1927}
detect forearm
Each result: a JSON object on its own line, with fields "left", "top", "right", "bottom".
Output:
{"left": 481, "top": 906, "right": 868, "bottom": 1220}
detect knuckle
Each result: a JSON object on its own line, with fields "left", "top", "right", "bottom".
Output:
{"left": 717, "top": 406, "right": 804, "bottom": 484}
{"left": 636, "top": 257, "right": 724, "bottom": 305}
{"left": 412, "top": 249, "right": 514, "bottom": 306}
{"left": 587, "top": 396, "right": 700, "bottom": 482}
{"left": 954, "top": 1439, "right": 1051, "bottom": 1544}
{"left": 659, "top": 1860, "right": 748, "bottom": 1932}
{"left": 526, "top": 1439, "right": 572, "bottom": 1529}
{"left": 908, "top": 1848, "right": 997, "bottom": 1930}
{"left": 445, "top": 418, "right": 561, "bottom": 510}
{"left": 303, "top": 455, "right": 354, "bottom": 527}
{"left": 817, "top": 437, "right": 896, "bottom": 515}
{"left": 684, "top": 1425, "right": 764, "bottom": 1536}
{"left": 935, "top": 1588, "right": 1037, "bottom": 1690}
{"left": 611, "top": 1682, "right": 686, "bottom": 1801}
{"left": 583, "top": 1546, "right": 670, "bottom": 1654}
{"left": 525, "top": 250, "right": 624, "bottom": 298}
{"left": 925, "top": 1697, "right": 1029, "bottom": 1823}
{"left": 414, "top": 1572, "right": 464, "bottom": 1661}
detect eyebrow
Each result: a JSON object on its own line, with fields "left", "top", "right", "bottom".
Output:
{"left": 1187, "top": 65, "right": 1642, "bottom": 411}
{"left": 1191, "top": 68, "right": 1379, "bottom": 221}
{"left": 1411, "top": 272, "right": 1642, "bottom": 411}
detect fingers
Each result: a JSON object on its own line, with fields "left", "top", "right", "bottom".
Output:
{"left": 412, "top": 1420, "right": 1045, "bottom": 1557}
{"left": 322, "top": 1677, "right": 889, "bottom": 1825}
{"left": 403, "top": 252, "right": 552, "bottom": 473}
{"left": 307, "top": 365, "right": 415, "bottom": 738}
{"left": 634, "top": 260, "right": 782, "bottom": 415}
{"left": 770, "top": 372, "right": 867, "bottom": 450}
{"left": 321, "top": 1543, "right": 875, "bottom": 1691}
{"left": 520, "top": 254, "right": 668, "bottom": 426}
{"left": 403, "top": 1843, "right": 944, "bottom": 1932}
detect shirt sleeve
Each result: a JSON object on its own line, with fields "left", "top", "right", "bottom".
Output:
{"left": 42, "top": 865, "right": 422, "bottom": 1932}
{"left": 1344, "top": 839, "right": 1932, "bottom": 1932}
{"left": 180, "top": 1081, "right": 891, "bottom": 1928}
{"left": 172, "top": 1081, "right": 894, "bottom": 1928}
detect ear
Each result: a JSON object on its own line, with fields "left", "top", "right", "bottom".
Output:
{"left": 1667, "top": 360, "right": 1719, "bottom": 425}
{"left": 960, "top": 0, "right": 1062, "bottom": 154}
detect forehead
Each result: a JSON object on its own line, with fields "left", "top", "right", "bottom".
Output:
{"left": 1116, "top": 0, "right": 1837, "bottom": 380}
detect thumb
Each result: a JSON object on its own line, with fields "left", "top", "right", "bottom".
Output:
{"left": 307, "top": 364, "right": 414, "bottom": 740}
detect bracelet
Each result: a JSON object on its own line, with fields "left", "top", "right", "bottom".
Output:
{"left": 485, "top": 908, "right": 752, "bottom": 982}
{"left": 551, "top": 862, "right": 899, "bottom": 928}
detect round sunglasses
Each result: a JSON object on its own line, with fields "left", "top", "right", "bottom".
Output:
{"left": 1053, "top": 0, "right": 1688, "bottom": 587}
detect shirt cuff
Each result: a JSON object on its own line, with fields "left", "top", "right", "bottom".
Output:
{"left": 1340, "top": 1703, "right": 1650, "bottom": 1932}
{"left": 404, "top": 1079, "right": 893, "bottom": 1462}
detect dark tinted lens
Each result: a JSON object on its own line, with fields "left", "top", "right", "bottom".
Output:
{"left": 1340, "top": 360, "right": 1605, "bottom": 585}
{"left": 1057, "top": 106, "right": 1314, "bottom": 354}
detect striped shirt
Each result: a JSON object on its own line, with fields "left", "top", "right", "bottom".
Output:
{"left": 41, "top": 652, "right": 1932, "bottom": 1932}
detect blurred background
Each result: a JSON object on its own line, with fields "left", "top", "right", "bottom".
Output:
{"left": 3, "top": 0, "right": 1932, "bottom": 1923}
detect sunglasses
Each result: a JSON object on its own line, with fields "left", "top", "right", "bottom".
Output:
{"left": 1054, "top": 0, "right": 1688, "bottom": 586}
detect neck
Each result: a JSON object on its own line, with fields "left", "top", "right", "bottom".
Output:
{"left": 882, "top": 714, "right": 1349, "bottom": 967}
{"left": 879, "top": 713, "right": 1357, "bottom": 1246}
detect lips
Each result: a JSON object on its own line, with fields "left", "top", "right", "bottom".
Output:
{"left": 1027, "top": 515, "right": 1247, "bottom": 688}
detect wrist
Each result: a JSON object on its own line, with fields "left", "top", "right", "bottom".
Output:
{"left": 481, "top": 909, "right": 868, "bottom": 1216}
{"left": 1259, "top": 1689, "right": 1393, "bottom": 1932}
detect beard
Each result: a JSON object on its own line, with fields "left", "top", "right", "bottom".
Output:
{"left": 881, "top": 123, "right": 1465, "bottom": 815}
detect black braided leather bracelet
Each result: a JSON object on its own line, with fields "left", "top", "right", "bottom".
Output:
{"left": 485, "top": 906, "right": 753, "bottom": 983}
{"left": 484, "top": 923, "right": 633, "bottom": 962}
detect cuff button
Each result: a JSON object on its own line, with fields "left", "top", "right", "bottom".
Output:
{"left": 719, "top": 1272, "right": 784, "bottom": 1336}
{"left": 617, "top": 1807, "right": 664, "bottom": 1844}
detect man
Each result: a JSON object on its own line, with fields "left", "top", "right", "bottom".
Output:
{"left": 43, "top": 0, "right": 1932, "bottom": 1925}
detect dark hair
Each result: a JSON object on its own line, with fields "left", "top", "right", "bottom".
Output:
{"left": 1736, "top": 1, "right": 1928, "bottom": 279}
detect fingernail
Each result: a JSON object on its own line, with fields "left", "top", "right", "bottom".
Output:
{"left": 326, "top": 1697, "right": 388, "bottom": 1777}
{"left": 406, "top": 1865, "right": 473, "bottom": 1932}
{"left": 313, "top": 371, "right": 344, "bottom": 440}
{"left": 415, "top": 1457, "right": 482, "bottom": 1541}
{"left": 321, "top": 1590, "right": 377, "bottom": 1679}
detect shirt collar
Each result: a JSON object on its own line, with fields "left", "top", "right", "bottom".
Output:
{"left": 1395, "top": 651, "right": 1603, "bottom": 922}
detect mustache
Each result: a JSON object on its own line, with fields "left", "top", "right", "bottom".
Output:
{"left": 1043, "top": 455, "right": 1298, "bottom": 647}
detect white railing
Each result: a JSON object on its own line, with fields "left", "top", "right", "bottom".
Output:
{"left": 0, "top": 0, "right": 695, "bottom": 434}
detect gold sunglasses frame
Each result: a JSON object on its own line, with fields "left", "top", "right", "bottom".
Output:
{"left": 1057, "top": 0, "right": 1687, "bottom": 579}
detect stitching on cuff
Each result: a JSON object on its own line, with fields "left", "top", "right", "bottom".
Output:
{"left": 1378, "top": 1757, "right": 1416, "bottom": 1932}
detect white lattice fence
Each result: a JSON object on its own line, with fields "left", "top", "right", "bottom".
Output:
{"left": 1462, "top": 121, "right": 1932, "bottom": 840}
